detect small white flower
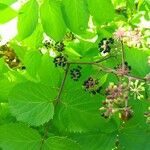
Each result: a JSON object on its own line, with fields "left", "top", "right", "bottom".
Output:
{"left": 130, "top": 80, "right": 145, "bottom": 100}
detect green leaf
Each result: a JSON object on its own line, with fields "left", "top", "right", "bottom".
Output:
{"left": 119, "top": 125, "right": 150, "bottom": 150}
{"left": 0, "top": 3, "right": 17, "bottom": 24}
{"left": 0, "top": 103, "right": 14, "bottom": 125}
{"left": 40, "top": 0, "right": 67, "bottom": 41}
{"left": 43, "top": 136, "right": 81, "bottom": 150}
{"left": 87, "top": 0, "right": 115, "bottom": 24}
{"left": 9, "top": 82, "right": 57, "bottom": 126}
{"left": 24, "top": 51, "right": 42, "bottom": 78}
{"left": 17, "top": 0, "right": 39, "bottom": 40}
{"left": 72, "top": 132, "right": 116, "bottom": 150}
{"left": 53, "top": 83, "right": 119, "bottom": 133}
{"left": 10, "top": 43, "right": 26, "bottom": 62}
{"left": 125, "top": 47, "right": 150, "bottom": 77}
{"left": 0, "top": 78, "right": 14, "bottom": 102}
{"left": 38, "top": 54, "right": 62, "bottom": 87}
{"left": 62, "top": 0, "right": 89, "bottom": 34}
{"left": 0, "top": 0, "right": 17, "bottom": 5}
{"left": 0, "top": 123, "right": 41, "bottom": 150}
{"left": 22, "top": 24, "right": 43, "bottom": 49}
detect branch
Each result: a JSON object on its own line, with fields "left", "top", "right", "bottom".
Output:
{"left": 98, "top": 65, "right": 146, "bottom": 81}
{"left": 40, "top": 64, "right": 70, "bottom": 149}
{"left": 55, "top": 63, "right": 70, "bottom": 104}
{"left": 68, "top": 55, "right": 112, "bottom": 65}
{"left": 121, "top": 40, "right": 125, "bottom": 71}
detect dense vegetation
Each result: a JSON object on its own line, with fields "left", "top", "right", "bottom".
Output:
{"left": 0, "top": 0, "right": 150, "bottom": 149}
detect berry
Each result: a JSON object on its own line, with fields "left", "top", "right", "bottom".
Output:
{"left": 98, "top": 37, "right": 114, "bottom": 54}
{"left": 105, "top": 82, "right": 128, "bottom": 101}
{"left": 43, "top": 40, "right": 52, "bottom": 49}
{"left": 83, "top": 77, "right": 101, "bottom": 95}
{"left": 53, "top": 54, "right": 67, "bottom": 67}
{"left": 121, "top": 107, "right": 133, "bottom": 121}
{"left": 70, "top": 66, "right": 82, "bottom": 81}
{"left": 55, "top": 42, "right": 65, "bottom": 52}
{"left": 64, "top": 32, "right": 75, "bottom": 41}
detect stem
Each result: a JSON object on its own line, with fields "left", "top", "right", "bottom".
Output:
{"left": 68, "top": 55, "right": 112, "bottom": 65}
{"left": 55, "top": 63, "right": 70, "bottom": 104}
{"left": 98, "top": 65, "right": 146, "bottom": 82}
{"left": 121, "top": 41, "right": 125, "bottom": 71}
{"left": 39, "top": 121, "right": 51, "bottom": 150}
{"left": 40, "top": 64, "right": 70, "bottom": 150}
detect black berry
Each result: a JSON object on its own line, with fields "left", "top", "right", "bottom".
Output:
{"left": 70, "top": 66, "right": 82, "bottom": 81}
{"left": 55, "top": 42, "right": 65, "bottom": 52}
{"left": 53, "top": 54, "right": 67, "bottom": 67}
{"left": 98, "top": 37, "right": 114, "bottom": 54}
{"left": 83, "top": 77, "right": 101, "bottom": 95}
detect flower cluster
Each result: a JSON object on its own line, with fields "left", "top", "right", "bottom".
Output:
{"left": 83, "top": 77, "right": 101, "bottom": 95}
{"left": 70, "top": 66, "right": 82, "bottom": 81}
{"left": 130, "top": 80, "right": 145, "bottom": 100}
{"left": 114, "top": 27, "right": 143, "bottom": 47}
{"left": 98, "top": 38, "right": 114, "bottom": 54}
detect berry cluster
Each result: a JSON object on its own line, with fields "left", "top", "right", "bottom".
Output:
{"left": 99, "top": 82, "right": 132, "bottom": 119}
{"left": 64, "top": 32, "right": 75, "bottom": 41}
{"left": 98, "top": 38, "right": 114, "bottom": 54}
{"left": 83, "top": 77, "right": 101, "bottom": 95}
{"left": 53, "top": 54, "right": 67, "bottom": 67}
{"left": 115, "top": 62, "right": 131, "bottom": 75}
{"left": 70, "top": 66, "right": 82, "bottom": 81}
{"left": 105, "top": 82, "right": 128, "bottom": 100}
{"left": 43, "top": 40, "right": 52, "bottom": 49}
{"left": 55, "top": 42, "right": 65, "bottom": 52}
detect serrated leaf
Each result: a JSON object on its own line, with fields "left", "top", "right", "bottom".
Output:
{"left": 53, "top": 83, "right": 119, "bottom": 133}
{"left": 119, "top": 125, "right": 150, "bottom": 150}
{"left": 17, "top": 0, "right": 39, "bottom": 40}
{"left": 9, "top": 82, "right": 57, "bottom": 126}
{"left": 0, "top": 3, "right": 17, "bottom": 24}
{"left": 125, "top": 47, "right": 150, "bottom": 76}
{"left": 40, "top": 0, "right": 67, "bottom": 41}
{"left": 22, "top": 24, "right": 43, "bottom": 49}
{"left": 24, "top": 51, "right": 42, "bottom": 78}
{"left": 0, "top": 78, "right": 14, "bottom": 102}
{"left": 10, "top": 43, "right": 26, "bottom": 62}
{"left": 87, "top": 0, "right": 115, "bottom": 24}
{"left": 62, "top": 0, "right": 89, "bottom": 34}
{"left": 99, "top": 73, "right": 108, "bottom": 86}
{"left": 72, "top": 132, "right": 116, "bottom": 150}
{"left": 38, "top": 54, "right": 62, "bottom": 87}
{"left": 0, "top": 123, "right": 41, "bottom": 150}
{"left": 43, "top": 136, "right": 81, "bottom": 150}
{"left": 0, "top": 103, "right": 14, "bottom": 125}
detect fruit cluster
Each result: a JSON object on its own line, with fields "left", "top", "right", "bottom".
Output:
{"left": 98, "top": 38, "right": 114, "bottom": 54}
{"left": 83, "top": 77, "right": 101, "bottom": 95}
{"left": 99, "top": 82, "right": 132, "bottom": 119}
{"left": 70, "top": 66, "right": 82, "bottom": 81}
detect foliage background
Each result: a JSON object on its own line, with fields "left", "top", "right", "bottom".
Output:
{"left": 0, "top": 0, "right": 150, "bottom": 150}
